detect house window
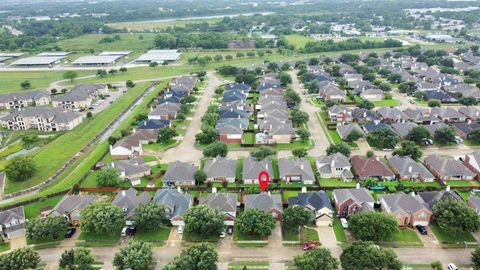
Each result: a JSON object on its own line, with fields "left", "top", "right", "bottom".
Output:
{"left": 419, "top": 212, "right": 426, "bottom": 219}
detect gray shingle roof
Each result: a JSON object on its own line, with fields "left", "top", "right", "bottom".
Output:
{"left": 199, "top": 193, "right": 237, "bottom": 213}
{"left": 278, "top": 158, "right": 315, "bottom": 182}
{"left": 380, "top": 192, "right": 430, "bottom": 214}
{"left": 153, "top": 189, "right": 192, "bottom": 219}
{"left": 387, "top": 155, "right": 434, "bottom": 180}
{"left": 0, "top": 206, "right": 24, "bottom": 226}
{"left": 245, "top": 193, "right": 282, "bottom": 213}
{"left": 390, "top": 122, "right": 418, "bottom": 137}
{"left": 424, "top": 154, "right": 475, "bottom": 179}
{"left": 204, "top": 156, "right": 237, "bottom": 179}
{"left": 163, "top": 161, "right": 197, "bottom": 183}
{"left": 287, "top": 191, "right": 333, "bottom": 211}
{"left": 418, "top": 190, "right": 462, "bottom": 210}
{"left": 333, "top": 188, "right": 374, "bottom": 205}
{"left": 52, "top": 194, "right": 102, "bottom": 215}
{"left": 242, "top": 157, "right": 274, "bottom": 180}
{"left": 110, "top": 158, "right": 150, "bottom": 178}
{"left": 112, "top": 188, "right": 151, "bottom": 219}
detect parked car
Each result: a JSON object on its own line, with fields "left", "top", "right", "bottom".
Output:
{"left": 303, "top": 241, "right": 320, "bottom": 251}
{"left": 340, "top": 218, "right": 348, "bottom": 229}
{"left": 447, "top": 263, "right": 458, "bottom": 270}
{"left": 177, "top": 225, "right": 184, "bottom": 234}
{"left": 415, "top": 225, "right": 427, "bottom": 235}
{"left": 121, "top": 226, "right": 136, "bottom": 237}
{"left": 65, "top": 228, "right": 76, "bottom": 238}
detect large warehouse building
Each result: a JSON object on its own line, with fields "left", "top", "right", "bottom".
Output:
{"left": 135, "top": 49, "right": 182, "bottom": 64}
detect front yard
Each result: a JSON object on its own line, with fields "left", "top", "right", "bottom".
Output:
{"left": 24, "top": 194, "right": 64, "bottom": 219}
{"left": 332, "top": 216, "right": 347, "bottom": 243}
{"left": 319, "top": 178, "right": 357, "bottom": 188}
{"left": 134, "top": 227, "right": 171, "bottom": 246}
{"left": 76, "top": 231, "right": 120, "bottom": 247}
{"left": 430, "top": 222, "right": 477, "bottom": 247}
{"left": 380, "top": 228, "right": 423, "bottom": 247}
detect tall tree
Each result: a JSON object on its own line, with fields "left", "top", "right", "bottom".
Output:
{"left": 407, "top": 126, "right": 431, "bottom": 145}
{"left": 326, "top": 142, "right": 351, "bottom": 157}
{"left": 340, "top": 241, "right": 402, "bottom": 270}
{"left": 183, "top": 205, "right": 224, "bottom": 237}
{"left": 63, "top": 71, "right": 78, "bottom": 82}
{"left": 236, "top": 208, "right": 276, "bottom": 237}
{"left": 348, "top": 212, "right": 398, "bottom": 241}
{"left": 26, "top": 216, "right": 69, "bottom": 241}
{"left": 163, "top": 243, "right": 218, "bottom": 270}
{"left": 96, "top": 168, "right": 120, "bottom": 187}
{"left": 5, "top": 156, "right": 36, "bottom": 182}
{"left": 294, "top": 247, "right": 339, "bottom": 270}
{"left": 367, "top": 128, "right": 400, "bottom": 149}
{"left": 113, "top": 241, "right": 153, "bottom": 270}
{"left": 433, "top": 197, "right": 480, "bottom": 234}
{"left": 282, "top": 206, "right": 313, "bottom": 231}
{"left": 80, "top": 202, "right": 124, "bottom": 235}
{"left": 434, "top": 126, "right": 456, "bottom": 145}
{"left": 0, "top": 247, "right": 41, "bottom": 270}
{"left": 133, "top": 201, "right": 169, "bottom": 231}
{"left": 393, "top": 141, "right": 423, "bottom": 160}
{"left": 59, "top": 248, "right": 95, "bottom": 270}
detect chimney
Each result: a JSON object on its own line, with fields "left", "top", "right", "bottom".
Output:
{"left": 150, "top": 107, "right": 153, "bottom": 112}
{"left": 446, "top": 185, "right": 451, "bottom": 191}
{"left": 266, "top": 164, "right": 269, "bottom": 170}
{"left": 301, "top": 187, "right": 307, "bottom": 193}
{"left": 376, "top": 156, "right": 380, "bottom": 161}
{"left": 300, "top": 164, "right": 304, "bottom": 170}
{"left": 122, "top": 190, "right": 126, "bottom": 196}
{"left": 133, "top": 128, "right": 136, "bottom": 133}
{"left": 331, "top": 159, "right": 335, "bottom": 168}
{"left": 408, "top": 166, "right": 412, "bottom": 173}
{"left": 111, "top": 162, "right": 114, "bottom": 168}
{"left": 212, "top": 187, "right": 217, "bottom": 193}
{"left": 356, "top": 183, "right": 360, "bottom": 189}
{"left": 268, "top": 191, "right": 271, "bottom": 196}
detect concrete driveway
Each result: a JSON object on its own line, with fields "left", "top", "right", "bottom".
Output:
{"left": 9, "top": 234, "right": 26, "bottom": 250}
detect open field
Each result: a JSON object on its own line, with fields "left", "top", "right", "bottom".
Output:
{"left": 47, "top": 33, "right": 157, "bottom": 52}
{"left": 108, "top": 18, "right": 221, "bottom": 31}
{"left": 0, "top": 70, "right": 93, "bottom": 94}
{"left": 284, "top": 34, "right": 316, "bottom": 48}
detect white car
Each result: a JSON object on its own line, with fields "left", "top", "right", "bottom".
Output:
{"left": 177, "top": 225, "right": 184, "bottom": 234}
{"left": 447, "top": 263, "right": 458, "bottom": 270}
{"left": 340, "top": 218, "right": 348, "bottom": 229}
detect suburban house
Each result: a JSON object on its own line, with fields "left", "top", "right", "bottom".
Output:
{"left": 458, "top": 107, "right": 480, "bottom": 120}
{"left": 216, "top": 118, "right": 248, "bottom": 143}
{"left": 199, "top": 192, "right": 238, "bottom": 226}
{"left": 52, "top": 84, "right": 108, "bottom": 110}
{"left": 360, "top": 89, "right": 383, "bottom": 102}
{"left": 112, "top": 188, "right": 152, "bottom": 221}
{"left": 390, "top": 122, "right": 418, "bottom": 138}
{"left": 463, "top": 151, "right": 480, "bottom": 179}
{"left": 377, "top": 107, "right": 408, "bottom": 123}
{"left": 403, "top": 108, "right": 440, "bottom": 125}
{"left": 242, "top": 157, "right": 274, "bottom": 184}
{"left": 424, "top": 90, "right": 456, "bottom": 103}
{"left": 318, "top": 83, "right": 346, "bottom": 102}
{"left": 328, "top": 105, "right": 352, "bottom": 123}
{"left": 153, "top": 189, "right": 192, "bottom": 226}
{"left": 468, "top": 196, "right": 480, "bottom": 214}
{"left": 424, "top": 154, "right": 476, "bottom": 181}
{"left": 288, "top": 191, "right": 333, "bottom": 226}
{"left": 351, "top": 108, "right": 380, "bottom": 123}
{"left": 278, "top": 158, "right": 316, "bottom": 184}
{"left": 137, "top": 119, "right": 171, "bottom": 130}
{"left": 0, "top": 90, "right": 51, "bottom": 110}
{"left": 109, "top": 130, "right": 156, "bottom": 159}
{"left": 418, "top": 190, "right": 462, "bottom": 210}
{"left": 48, "top": 194, "right": 103, "bottom": 225}
{"left": 336, "top": 123, "right": 365, "bottom": 140}
{"left": 0, "top": 206, "right": 26, "bottom": 239}
{"left": 387, "top": 155, "right": 435, "bottom": 182}
{"left": 316, "top": 153, "right": 353, "bottom": 180}
{"left": 0, "top": 107, "right": 83, "bottom": 132}
{"left": 332, "top": 188, "right": 375, "bottom": 218}
{"left": 430, "top": 107, "right": 466, "bottom": 122}
{"left": 148, "top": 103, "right": 181, "bottom": 120}
{"left": 163, "top": 161, "right": 197, "bottom": 186}
{"left": 109, "top": 158, "right": 151, "bottom": 184}
{"left": 350, "top": 155, "right": 395, "bottom": 180}
{"left": 244, "top": 193, "right": 283, "bottom": 220}
{"left": 362, "top": 122, "right": 392, "bottom": 134}
{"left": 203, "top": 156, "right": 237, "bottom": 183}
{"left": 453, "top": 122, "right": 480, "bottom": 138}
{"left": 379, "top": 193, "right": 432, "bottom": 226}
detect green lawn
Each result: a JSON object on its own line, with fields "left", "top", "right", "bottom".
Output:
{"left": 328, "top": 130, "right": 342, "bottom": 144}
{"left": 50, "top": 33, "right": 158, "bottom": 52}
{"left": 381, "top": 228, "right": 423, "bottom": 247}
{"left": 76, "top": 231, "right": 120, "bottom": 247}
{"left": 134, "top": 227, "right": 171, "bottom": 246}
{"left": 228, "top": 261, "right": 269, "bottom": 269}
{"left": 143, "top": 140, "right": 178, "bottom": 151}
{"left": 182, "top": 231, "right": 219, "bottom": 242}
{"left": 107, "top": 18, "right": 221, "bottom": 31}
{"left": 0, "top": 70, "right": 93, "bottom": 94}
{"left": 282, "top": 190, "right": 300, "bottom": 202}
{"left": 284, "top": 34, "right": 316, "bottom": 49}
{"left": 0, "top": 242, "right": 10, "bottom": 253}
{"left": 233, "top": 225, "right": 265, "bottom": 241}
{"left": 372, "top": 99, "right": 401, "bottom": 107}
{"left": 332, "top": 216, "right": 347, "bottom": 243}
{"left": 4, "top": 82, "right": 154, "bottom": 194}
{"left": 430, "top": 222, "right": 477, "bottom": 247}
{"left": 301, "top": 227, "right": 319, "bottom": 242}
{"left": 319, "top": 178, "right": 357, "bottom": 188}
{"left": 243, "top": 133, "right": 255, "bottom": 144}
{"left": 282, "top": 228, "right": 299, "bottom": 241}
{"left": 445, "top": 180, "right": 480, "bottom": 188}
{"left": 23, "top": 194, "right": 64, "bottom": 219}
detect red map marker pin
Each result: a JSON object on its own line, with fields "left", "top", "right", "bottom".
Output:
{"left": 258, "top": 171, "right": 270, "bottom": 192}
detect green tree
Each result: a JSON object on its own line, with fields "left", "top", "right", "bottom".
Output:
{"left": 113, "top": 240, "right": 153, "bottom": 270}
{"left": 5, "top": 156, "right": 36, "bottom": 182}
{"left": 357, "top": 99, "right": 374, "bottom": 110}
{"left": 472, "top": 247, "right": 480, "bottom": 270}
{"left": 195, "top": 127, "right": 217, "bottom": 144}
{"left": 428, "top": 100, "right": 441, "bottom": 107}
{"left": 80, "top": 201, "right": 124, "bottom": 235}
{"left": 407, "top": 126, "right": 431, "bottom": 145}
{"left": 163, "top": 243, "right": 218, "bottom": 270}
{"left": 469, "top": 129, "right": 480, "bottom": 144}
{"left": 20, "top": 80, "right": 31, "bottom": 89}
{"left": 431, "top": 261, "right": 443, "bottom": 270}
{"left": 203, "top": 142, "right": 228, "bottom": 157}
{"left": 126, "top": 80, "right": 135, "bottom": 88}
{"left": 345, "top": 129, "right": 363, "bottom": 142}
{"left": 296, "top": 128, "right": 311, "bottom": 142}
{"left": 285, "top": 87, "right": 301, "bottom": 106}
{"left": 433, "top": 197, "right": 480, "bottom": 234}
{"left": 133, "top": 202, "right": 169, "bottom": 231}
{"left": 250, "top": 146, "right": 277, "bottom": 160}
{"left": 393, "top": 141, "right": 423, "bottom": 160}
{"left": 194, "top": 170, "right": 207, "bottom": 184}
{"left": 96, "top": 168, "right": 120, "bottom": 187}
{"left": 279, "top": 72, "right": 292, "bottom": 86}
{"left": 236, "top": 208, "right": 276, "bottom": 237}
{"left": 326, "top": 142, "right": 351, "bottom": 157}
{"left": 291, "top": 109, "right": 309, "bottom": 126}
{"left": 292, "top": 148, "right": 308, "bottom": 158}
{"left": 149, "top": 62, "right": 158, "bottom": 68}
{"left": 366, "top": 150, "right": 374, "bottom": 158}
{"left": 340, "top": 241, "right": 402, "bottom": 270}
{"left": 367, "top": 128, "right": 400, "bottom": 149}
{"left": 183, "top": 205, "right": 224, "bottom": 237}
{"left": 157, "top": 127, "right": 178, "bottom": 143}
{"left": 434, "top": 126, "right": 456, "bottom": 145}
{"left": 59, "top": 248, "right": 95, "bottom": 270}
{"left": 294, "top": 247, "right": 339, "bottom": 270}
{"left": 459, "top": 96, "right": 478, "bottom": 106}
{"left": 63, "top": 71, "right": 78, "bottom": 82}
{"left": 348, "top": 212, "right": 398, "bottom": 241}
{"left": 0, "top": 247, "right": 41, "bottom": 270}
{"left": 119, "top": 67, "right": 128, "bottom": 73}
{"left": 26, "top": 216, "right": 69, "bottom": 241}
{"left": 282, "top": 206, "right": 313, "bottom": 231}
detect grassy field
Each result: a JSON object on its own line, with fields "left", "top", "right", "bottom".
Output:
{"left": 76, "top": 231, "right": 120, "bottom": 247}
{"left": 49, "top": 33, "right": 157, "bottom": 52}
{"left": 23, "top": 194, "right": 64, "bottom": 219}
{"left": 0, "top": 70, "right": 93, "bottom": 94}
{"left": 4, "top": 82, "right": 152, "bottom": 193}
{"left": 381, "top": 228, "right": 423, "bottom": 247}
{"left": 284, "top": 34, "right": 316, "bottom": 49}
{"left": 332, "top": 216, "right": 347, "bottom": 242}
{"left": 134, "top": 227, "right": 171, "bottom": 246}
{"left": 430, "top": 222, "right": 477, "bottom": 246}
{"left": 108, "top": 18, "right": 221, "bottom": 31}
{"left": 373, "top": 99, "right": 402, "bottom": 107}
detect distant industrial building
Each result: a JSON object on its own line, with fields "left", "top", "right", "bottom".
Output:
{"left": 136, "top": 50, "right": 182, "bottom": 64}
{"left": 10, "top": 55, "right": 66, "bottom": 67}
{"left": 98, "top": 51, "right": 131, "bottom": 56}
{"left": 72, "top": 55, "right": 124, "bottom": 66}
{"left": 37, "top": 52, "right": 71, "bottom": 57}
{"left": 424, "top": 34, "right": 463, "bottom": 43}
